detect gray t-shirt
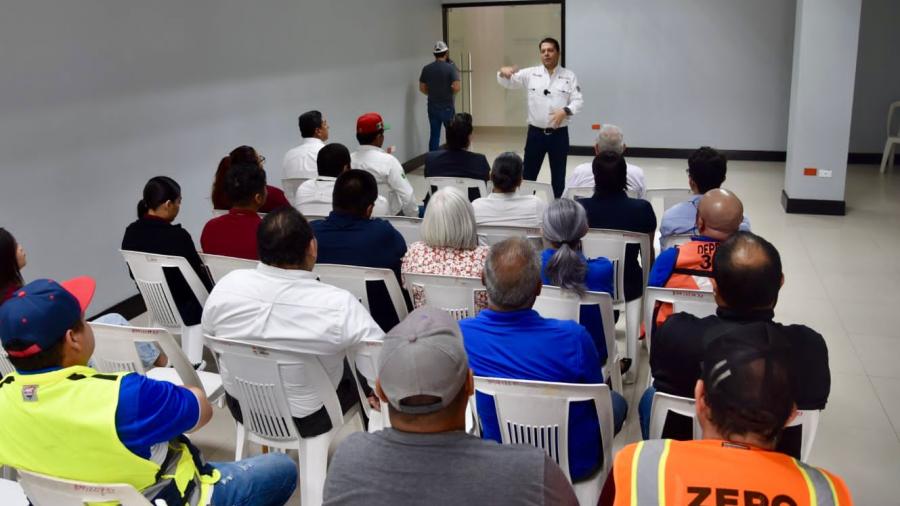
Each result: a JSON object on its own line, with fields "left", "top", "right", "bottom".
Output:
{"left": 419, "top": 60, "right": 460, "bottom": 107}
{"left": 324, "top": 429, "right": 578, "bottom": 506}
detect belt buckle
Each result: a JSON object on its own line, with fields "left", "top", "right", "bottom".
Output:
{"left": 543, "top": 127, "right": 554, "bottom": 135}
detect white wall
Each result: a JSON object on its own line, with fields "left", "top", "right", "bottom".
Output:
{"left": 0, "top": 0, "right": 441, "bottom": 312}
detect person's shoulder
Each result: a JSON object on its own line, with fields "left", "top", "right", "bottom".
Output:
{"left": 573, "top": 161, "right": 592, "bottom": 173}
{"left": 772, "top": 320, "right": 828, "bottom": 347}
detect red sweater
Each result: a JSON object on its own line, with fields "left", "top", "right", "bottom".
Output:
{"left": 200, "top": 209, "right": 262, "bottom": 260}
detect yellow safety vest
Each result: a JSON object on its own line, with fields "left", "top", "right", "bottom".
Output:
{"left": 0, "top": 365, "right": 219, "bottom": 505}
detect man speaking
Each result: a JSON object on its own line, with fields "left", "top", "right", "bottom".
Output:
{"left": 497, "top": 37, "right": 583, "bottom": 198}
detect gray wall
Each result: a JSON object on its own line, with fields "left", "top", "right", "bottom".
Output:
{"left": 0, "top": 0, "right": 441, "bottom": 312}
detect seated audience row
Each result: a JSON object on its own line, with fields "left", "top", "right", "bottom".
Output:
{"left": 565, "top": 124, "right": 646, "bottom": 199}
{"left": 472, "top": 152, "right": 545, "bottom": 228}
{"left": 296, "top": 143, "right": 390, "bottom": 217}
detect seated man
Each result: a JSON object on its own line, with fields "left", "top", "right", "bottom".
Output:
{"left": 424, "top": 113, "right": 490, "bottom": 202}
{"left": 311, "top": 169, "right": 408, "bottom": 330}
{"left": 201, "top": 160, "right": 266, "bottom": 260}
{"left": 565, "top": 124, "right": 646, "bottom": 198}
{"left": 659, "top": 146, "right": 751, "bottom": 242}
{"left": 640, "top": 232, "right": 830, "bottom": 458}
{"left": 472, "top": 152, "right": 546, "bottom": 227}
{"left": 606, "top": 325, "right": 851, "bottom": 506}
{"left": 0, "top": 277, "right": 296, "bottom": 506}
{"left": 296, "top": 143, "right": 389, "bottom": 217}
{"left": 203, "top": 206, "right": 384, "bottom": 437}
{"left": 351, "top": 112, "right": 418, "bottom": 217}
{"left": 283, "top": 109, "right": 329, "bottom": 180}
{"left": 460, "top": 237, "right": 627, "bottom": 482}
{"left": 324, "top": 306, "right": 578, "bottom": 505}
{"left": 647, "top": 188, "right": 744, "bottom": 328}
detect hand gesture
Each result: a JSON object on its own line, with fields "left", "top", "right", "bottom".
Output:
{"left": 549, "top": 109, "right": 568, "bottom": 128}
{"left": 498, "top": 65, "right": 518, "bottom": 79}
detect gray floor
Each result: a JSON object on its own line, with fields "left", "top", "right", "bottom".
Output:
{"left": 179, "top": 127, "right": 900, "bottom": 504}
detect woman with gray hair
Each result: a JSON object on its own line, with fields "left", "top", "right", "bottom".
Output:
{"left": 471, "top": 152, "right": 545, "bottom": 227}
{"left": 402, "top": 187, "right": 489, "bottom": 309}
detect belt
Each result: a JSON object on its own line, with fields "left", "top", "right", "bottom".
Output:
{"left": 529, "top": 125, "right": 568, "bottom": 135}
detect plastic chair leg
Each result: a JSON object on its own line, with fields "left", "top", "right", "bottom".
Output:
{"left": 234, "top": 422, "right": 246, "bottom": 461}
{"left": 623, "top": 298, "right": 642, "bottom": 384}
{"left": 881, "top": 140, "right": 896, "bottom": 174}
{"left": 181, "top": 324, "right": 205, "bottom": 365}
{"left": 298, "top": 434, "right": 332, "bottom": 506}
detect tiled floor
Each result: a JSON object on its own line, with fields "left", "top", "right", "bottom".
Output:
{"left": 183, "top": 127, "right": 899, "bottom": 504}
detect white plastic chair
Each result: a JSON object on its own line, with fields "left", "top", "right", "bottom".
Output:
{"left": 350, "top": 339, "right": 390, "bottom": 432}
{"left": 402, "top": 272, "right": 485, "bottom": 320}
{"left": 473, "top": 376, "right": 614, "bottom": 506}
{"left": 205, "top": 335, "right": 363, "bottom": 506}
{"left": 643, "top": 187, "right": 693, "bottom": 216}
{"left": 533, "top": 286, "right": 622, "bottom": 393}
{"left": 561, "top": 186, "right": 594, "bottom": 200}
{"left": 0, "top": 349, "right": 14, "bottom": 377}
{"left": 120, "top": 250, "right": 210, "bottom": 364}
{"left": 787, "top": 409, "right": 821, "bottom": 462}
{"left": 642, "top": 287, "right": 717, "bottom": 353}
{"left": 659, "top": 233, "right": 693, "bottom": 251}
{"left": 519, "top": 181, "right": 554, "bottom": 202}
{"left": 425, "top": 176, "right": 487, "bottom": 199}
{"left": 282, "top": 177, "right": 309, "bottom": 205}
{"left": 313, "top": 264, "right": 408, "bottom": 322}
{"left": 199, "top": 253, "right": 258, "bottom": 284}
{"left": 89, "top": 322, "right": 225, "bottom": 405}
{"left": 880, "top": 101, "right": 900, "bottom": 174}
{"left": 380, "top": 216, "right": 422, "bottom": 245}
{"left": 17, "top": 470, "right": 159, "bottom": 506}
{"left": 0, "top": 478, "right": 27, "bottom": 506}
{"left": 476, "top": 224, "right": 543, "bottom": 250}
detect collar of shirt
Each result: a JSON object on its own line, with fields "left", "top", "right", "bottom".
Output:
{"left": 17, "top": 365, "right": 64, "bottom": 375}
{"left": 381, "top": 428, "right": 471, "bottom": 445}
{"left": 325, "top": 210, "right": 369, "bottom": 225}
{"left": 591, "top": 190, "right": 629, "bottom": 200}
{"left": 486, "top": 192, "right": 522, "bottom": 200}
{"left": 299, "top": 137, "right": 325, "bottom": 148}
{"left": 315, "top": 176, "right": 337, "bottom": 182}
{"left": 256, "top": 262, "right": 318, "bottom": 281}
{"left": 476, "top": 307, "right": 541, "bottom": 324}
{"left": 356, "top": 145, "right": 384, "bottom": 154}
{"left": 715, "top": 306, "right": 776, "bottom": 322}
{"left": 227, "top": 208, "right": 262, "bottom": 218}
{"left": 690, "top": 235, "right": 719, "bottom": 243}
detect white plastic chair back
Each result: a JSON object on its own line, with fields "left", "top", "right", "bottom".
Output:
{"left": 476, "top": 224, "right": 543, "bottom": 250}
{"left": 0, "top": 478, "right": 27, "bottom": 506}
{"left": 787, "top": 409, "right": 821, "bottom": 462}
{"left": 425, "top": 176, "right": 487, "bottom": 199}
{"left": 660, "top": 233, "right": 693, "bottom": 250}
{"left": 297, "top": 201, "right": 333, "bottom": 217}
{"left": 200, "top": 253, "right": 258, "bottom": 284}
{"left": 473, "top": 376, "right": 614, "bottom": 505}
{"left": 89, "top": 322, "right": 224, "bottom": 404}
{"left": 580, "top": 232, "right": 627, "bottom": 304}
{"left": 0, "top": 350, "right": 15, "bottom": 377}
{"left": 313, "top": 264, "right": 408, "bottom": 321}
{"left": 350, "top": 339, "right": 390, "bottom": 431}
{"left": 380, "top": 216, "right": 422, "bottom": 245}
{"left": 17, "top": 470, "right": 155, "bottom": 506}
{"left": 561, "top": 186, "right": 594, "bottom": 200}
{"left": 120, "top": 250, "right": 210, "bottom": 331}
{"left": 648, "top": 391, "right": 702, "bottom": 440}
{"left": 402, "top": 272, "right": 485, "bottom": 320}
{"left": 642, "top": 287, "right": 717, "bottom": 352}
{"left": 281, "top": 177, "right": 309, "bottom": 205}
{"left": 518, "top": 181, "right": 554, "bottom": 202}
{"left": 643, "top": 187, "right": 693, "bottom": 216}
{"left": 880, "top": 101, "right": 900, "bottom": 174}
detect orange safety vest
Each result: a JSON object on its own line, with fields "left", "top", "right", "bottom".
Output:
{"left": 653, "top": 240, "right": 718, "bottom": 330}
{"left": 613, "top": 439, "right": 853, "bottom": 506}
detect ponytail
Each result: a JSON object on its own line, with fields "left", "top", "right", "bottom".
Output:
{"left": 544, "top": 242, "right": 587, "bottom": 296}
{"left": 136, "top": 199, "right": 149, "bottom": 218}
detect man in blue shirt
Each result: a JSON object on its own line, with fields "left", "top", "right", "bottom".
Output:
{"left": 310, "top": 169, "right": 408, "bottom": 330}
{"left": 659, "top": 146, "right": 751, "bottom": 243}
{"left": 460, "top": 238, "right": 627, "bottom": 482}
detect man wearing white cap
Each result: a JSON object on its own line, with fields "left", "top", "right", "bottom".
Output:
{"left": 420, "top": 41, "right": 461, "bottom": 152}
{"left": 323, "top": 306, "right": 577, "bottom": 506}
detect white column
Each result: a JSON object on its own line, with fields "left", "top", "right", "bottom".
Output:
{"left": 782, "top": 0, "right": 862, "bottom": 215}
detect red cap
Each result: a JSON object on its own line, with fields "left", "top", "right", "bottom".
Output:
{"left": 356, "top": 112, "right": 390, "bottom": 135}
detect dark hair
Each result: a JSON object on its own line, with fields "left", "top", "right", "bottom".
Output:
{"left": 138, "top": 176, "right": 181, "bottom": 218}
{"left": 434, "top": 50, "right": 448, "bottom": 59}
{"left": 592, "top": 151, "right": 627, "bottom": 195}
{"left": 317, "top": 143, "right": 351, "bottom": 178}
{"left": 490, "top": 152, "right": 524, "bottom": 193}
{"left": 713, "top": 232, "right": 782, "bottom": 311}
{"left": 225, "top": 161, "right": 267, "bottom": 206}
{"left": 356, "top": 131, "right": 381, "bottom": 146}
{"left": 0, "top": 228, "right": 24, "bottom": 298}
{"left": 539, "top": 37, "right": 560, "bottom": 52}
{"left": 257, "top": 207, "right": 314, "bottom": 268}
{"left": 299, "top": 110, "right": 324, "bottom": 138}
{"left": 8, "top": 319, "right": 82, "bottom": 372}
{"left": 212, "top": 145, "right": 261, "bottom": 209}
{"left": 446, "top": 113, "right": 473, "bottom": 150}
{"left": 333, "top": 169, "right": 379, "bottom": 217}
{"left": 688, "top": 146, "right": 727, "bottom": 193}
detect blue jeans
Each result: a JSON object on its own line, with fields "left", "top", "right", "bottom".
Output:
{"left": 210, "top": 453, "right": 297, "bottom": 506}
{"left": 638, "top": 385, "right": 656, "bottom": 440}
{"left": 427, "top": 103, "right": 455, "bottom": 152}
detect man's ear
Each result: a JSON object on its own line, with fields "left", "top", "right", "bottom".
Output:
{"left": 465, "top": 369, "right": 475, "bottom": 397}
{"left": 694, "top": 379, "right": 709, "bottom": 420}
{"left": 534, "top": 280, "right": 543, "bottom": 298}
{"left": 784, "top": 404, "right": 799, "bottom": 427}
{"left": 308, "top": 238, "right": 318, "bottom": 265}
{"left": 593, "top": 144, "right": 600, "bottom": 156}
{"left": 375, "top": 379, "right": 389, "bottom": 402}
{"left": 365, "top": 203, "right": 375, "bottom": 219}
{"left": 780, "top": 273, "right": 785, "bottom": 289}
{"left": 696, "top": 215, "right": 706, "bottom": 234}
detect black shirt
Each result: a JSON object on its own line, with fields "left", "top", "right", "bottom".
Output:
{"left": 121, "top": 216, "right": 215, "bottom": 325}
{"left": 577, "top": 192, "right": 656, "bottom": 301}
{"left": 419, "top": 60, "right": 460, "bottom": 106}
{"left": 424, "top": 148, "right": 490, "bottom": 204}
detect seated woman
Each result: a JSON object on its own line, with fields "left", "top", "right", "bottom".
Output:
{"left": 540, "top": 198, "right": 614, "bottom": 365}
{"left": 212, "top": 145, "right": 290, "bottom": 213}
{"left": 201, "top": 160, "right": 267, "bottom": 260}
{"left": 472, "top": 152, "right": 545, "bottom": 227}
{"left": 402, "top": 187, "right": 489, "bottom": 311}
{"left": 122, "top": 176, "right": 214, "bottom": 365}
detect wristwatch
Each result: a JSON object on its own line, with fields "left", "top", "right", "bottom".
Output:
{"left": 563, "top": 107, "right": 572, "bottom": 116}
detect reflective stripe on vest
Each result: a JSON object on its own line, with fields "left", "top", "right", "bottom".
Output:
{"left": 794, "top": 458, "right": 841, "bottom": 506}
{"left": 630, "top": 440, "right": 671, "bottom": 506}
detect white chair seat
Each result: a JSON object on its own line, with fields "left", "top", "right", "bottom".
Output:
{"left": 0, "top": 479, "right": 28, "bottom": 506}
{"left": 147, "top": 367, "right": 225, "bottom": 404}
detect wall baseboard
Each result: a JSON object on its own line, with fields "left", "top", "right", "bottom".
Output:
{"left": 90, "top": 293, "right": 146, "bottom": 322}
{"left": 781, "top": 189, "right": 846, "bottom": 216}
{"left": 570, "top": 145, "right": 883, "bottom": 165}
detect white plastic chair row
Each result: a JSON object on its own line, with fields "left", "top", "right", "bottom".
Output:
{"left": 402, "top": 272, "right": 484, "bottom": 320}
{"left": 313, "top": 264, "right": 408, "bottom": 323}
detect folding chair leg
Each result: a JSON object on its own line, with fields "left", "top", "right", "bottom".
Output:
{"left": 623, "top": 298, "right": 642, "bottom": 384}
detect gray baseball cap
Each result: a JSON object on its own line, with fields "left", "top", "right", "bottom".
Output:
{"left": 433, "top": 41, "right": 449, "bottom": 54}
{"left": 378, "top": 306, "right": 469, "bottom": 414}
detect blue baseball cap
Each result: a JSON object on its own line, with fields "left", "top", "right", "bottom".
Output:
{"left": 0, "top": 277, "right": 95, "bottom": 358}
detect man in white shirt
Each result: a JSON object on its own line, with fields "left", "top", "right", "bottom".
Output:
{"left": 350, "top": 112, "right": 419, "bottom": 217}
{"left": 283, "top": 110, "right": 329, "bottom": 180}
{"left": 564, "top": 124, "right": 646, "bottom": 199}
{"left": 497, "top": 37, "right": 583, "bottom": 199}
{"left": 472, "top": 152, "right": 545, "bottom": 227}
{"left": 202, "top": 206, "right": 384, "bottom": 436}
{"left": 296, "top": 143, "right": 389, "bottom": 217}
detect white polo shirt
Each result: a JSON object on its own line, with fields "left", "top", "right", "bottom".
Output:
{"left": 295, "top": 177, "right": 391, "bottom": 218}
{"left": 351, "top": 145, "right": 418, "bottom": 217}
{"left": 201, "top": 263, "right": 384, "bottom": 418}
{"left": 282, "top": 137, "right": 325, "bottom": 180}
{"left": 472, "top": 192, "right": 546, "bottom": 228}
{"left": 564, "top": 161, "right": 647, "bottom": 199}
{"left": 497, "top": 65, "right": 583, "bottom": 129}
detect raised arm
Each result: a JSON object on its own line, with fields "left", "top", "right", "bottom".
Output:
{"left": 497, "top": 65, "right": 526, "bottom": 90}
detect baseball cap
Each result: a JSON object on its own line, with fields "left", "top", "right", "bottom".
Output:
{"left": 0, "top": 277, "right": 96, "bottom": 358}
{"left": 378, "top": 306, "right": 469, "bottom": 414}
{"left": 433, "top": 41, "right": 449, "bottom": 54}
{"left": 356, "top": 112, "right": 391, "bottom": 135}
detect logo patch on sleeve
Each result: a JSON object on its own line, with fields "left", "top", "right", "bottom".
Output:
{"left": 22, "top": 385, "right": 38, "bottom": 402}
